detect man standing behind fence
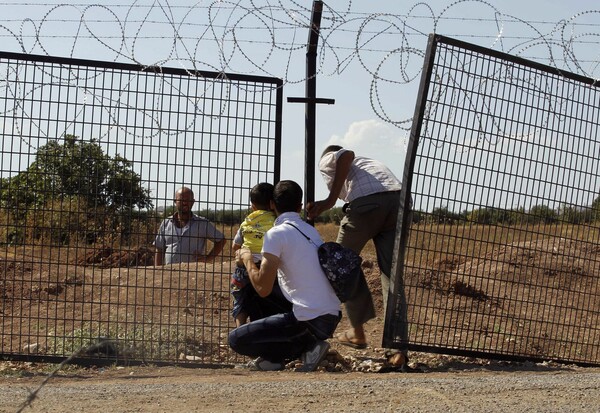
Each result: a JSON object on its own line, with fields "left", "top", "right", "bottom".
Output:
{"left": 306, "top": 145, "right": 411, "bottom": 370}
{"left": 154, "top": 187, "right": 226, "bottom": 265}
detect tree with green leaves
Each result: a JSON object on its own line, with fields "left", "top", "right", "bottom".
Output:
{"left": 431, "top": 206, "right": 464, "bottom": 224}
{"left": 527, "top": 204, "right": 558, "bottom": 224}
{"left": 559, "top": 204, "right": 593, "bottom": 225}
{"left": 1, "top": 135, "right": 152, "bottom": 211}
{"left": 0, "top": 135, "right": 152, "bottom": 245}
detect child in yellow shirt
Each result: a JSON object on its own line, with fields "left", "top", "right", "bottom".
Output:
{"left": 231, "top": 183, "right": 276, "bottom": 326}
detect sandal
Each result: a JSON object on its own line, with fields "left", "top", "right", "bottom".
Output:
{"left": 336, "top": 331, "right": 367, "bottom": 349}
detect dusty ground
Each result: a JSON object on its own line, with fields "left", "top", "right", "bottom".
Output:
{"left": 2, "top": 224, "right": 600, "bottom": 411}
{"left": 2, "top": 361, "right": 600, "bottom": 412}
{"left": 2, "top": 287, "right": 600, "bottom": 412}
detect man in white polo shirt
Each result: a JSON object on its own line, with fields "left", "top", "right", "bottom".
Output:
{"left": 229, "top": 180, "right": 341, "bottom": 372}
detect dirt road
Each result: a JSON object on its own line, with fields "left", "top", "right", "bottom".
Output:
{"left": 3, "top": 235, "right": 600, "bottom": 412}
{"left": 2, "top": 363, "right": 600, "bottom": 412}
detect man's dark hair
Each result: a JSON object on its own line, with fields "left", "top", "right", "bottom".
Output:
{"left": 273, "top": 180, "right": 302, "bottom": 213}
{"left": 321, "top": 145, "right": 343, "bottom": 158}
{"left": 250, "top": 182, "right": 274, "bottom": 210}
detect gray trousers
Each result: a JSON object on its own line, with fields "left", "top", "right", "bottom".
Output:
{"left": 337, "top": 190, "right": 409, "bottom": 348}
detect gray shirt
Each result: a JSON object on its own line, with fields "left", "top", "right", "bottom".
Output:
{"left": 154, "top": 214, "right": 225, "bottom": 264}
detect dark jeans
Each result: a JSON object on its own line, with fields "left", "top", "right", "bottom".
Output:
{"left": 231, "top": 265, "right": 292, "bottom": 320}
{"left": 228, "top": 312, "right": 341, "bottom": 363}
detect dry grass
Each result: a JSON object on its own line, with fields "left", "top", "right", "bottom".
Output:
{"left": 396, "top": 221, "right": 600, "bottom": 364}
{"left": 406, "top": 221, "right": 600, "bottom": 266}
{"left": 2, "top": 221, "right": 600, "bottom": 366}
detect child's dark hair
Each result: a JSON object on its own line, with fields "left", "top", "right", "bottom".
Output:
{"left": 321, "top": 145, "right": 343, "bottom": 158}
{"left": 273, "top": 180, "right": 302, "bottom": 213}
{"left": 250, "top": 182, "right": 274, "bottom": 210}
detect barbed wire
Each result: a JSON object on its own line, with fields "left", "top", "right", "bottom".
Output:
{"left": 0, "top": 0, "right": 598, "bottom": 130}
{"left": 2, "top": 2, "right": 600, "bottom": 408}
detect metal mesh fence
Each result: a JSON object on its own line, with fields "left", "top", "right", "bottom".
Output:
{"left": 385, "top": 34, "right": 600, "bottom": 366}
{"left": 0, "top": 51, "right": 283, "bottom": 366}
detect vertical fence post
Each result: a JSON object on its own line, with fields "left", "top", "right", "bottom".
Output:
{"left": 304, "top": 0, "right": 322, "bottom": 222}
{"left": 287, "top": 0, "right": 334, "bottom": 224}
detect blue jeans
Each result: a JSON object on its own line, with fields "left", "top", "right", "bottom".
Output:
{"left": 228, "top": 312, "right": 341, "bottom": 363}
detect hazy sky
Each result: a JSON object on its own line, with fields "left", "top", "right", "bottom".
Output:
{"left": 1, "top": 0, "right": 598, "bottom": 207}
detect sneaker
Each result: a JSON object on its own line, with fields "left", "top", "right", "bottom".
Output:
{"left": 247, "top": 357, "right": 284, "bottom": 371}
{"left": 299, "top": 340, "right": 330, "bottom": 372}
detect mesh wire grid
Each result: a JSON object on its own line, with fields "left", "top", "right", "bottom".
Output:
{"left": 385, "top": 35, "right": 600, "bottom": 366}
{"left": 0, "top": 51, "right": 283, "bottom": 366}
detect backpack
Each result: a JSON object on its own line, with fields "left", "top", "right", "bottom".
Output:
{"left": 286, "top": 223, "right": 362, "bottom": 302}
{"left": 317, "top": 241, "right": 362, "bottom": 302}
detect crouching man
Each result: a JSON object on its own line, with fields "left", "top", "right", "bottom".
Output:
{"left": 228, "top": 180, "right": 341, "bottom": 371}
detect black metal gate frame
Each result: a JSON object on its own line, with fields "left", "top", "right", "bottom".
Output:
{"left": 385, "top": 34, "right": 600, "bottom": 367}
{"left": 0, "top": 50, "right": 283, "bottom": 367}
